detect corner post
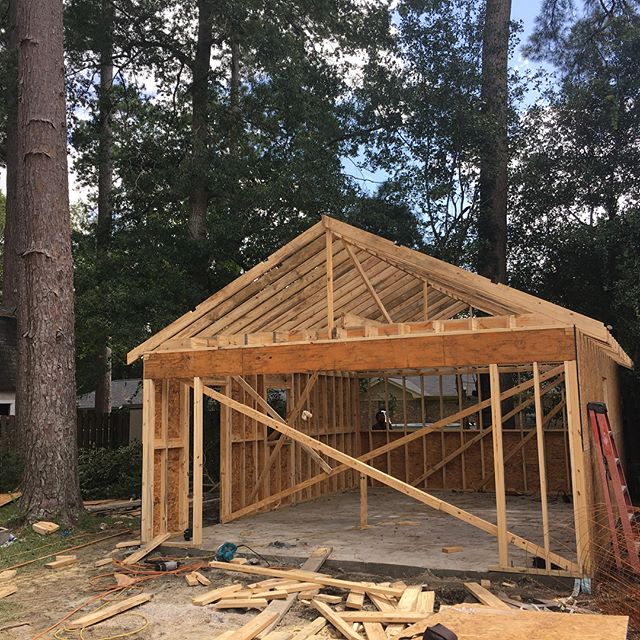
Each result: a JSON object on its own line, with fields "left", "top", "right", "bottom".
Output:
{"left": 141, "top": 376, "right": 155, "bottom": 543}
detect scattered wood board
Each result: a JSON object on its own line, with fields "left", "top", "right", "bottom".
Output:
{"left": 94, "top": 558, "right": 113, "bottom": 568}
{"left": 262, "top": 633, "right": 292, "bottom": 640}
{"left": 392, "top": 605, "right": 628, "bottom": 640}
{"left": 338, "top": 612, "right": 431, "bottom": 623}
{"left": 0, "top": 584, "right": 17, "bottom": 599}
{"left": 207, "top": 560, "right": 402, "bottom": 598}
{"left": 123, "top": 532, "right": 171, "bottom": 565}
{"left": 32, "top": 521, "right": 59, "bottom": 536}
{"left": 67, "top": 593, "right": 152, "bottom": 630}
{"left": 185, "top": 573, "right": 200, "bottom": 587}
{"left": 311, "top": 599, "right": 364, "bottom": 640}
{"left": 313, "top": 594, "right": 342, "bottom": 605}
{"left": 115, "top": 540, "right": 141, "bottom": 549}
{"left": 363, "top": 622, "right": 386, "bottom": 640}
{"left": 257, "top": 546, "right": 333, "bottom": 639}
{"left": 0, "top": 570, "right": 17, "bottom": 583}
{"left": 215, "top": 598, "right": 269, "bottom": 610}
{"left": 346, "top": 590, "right": 365, "bottom": 610}
{"left": 213, "top": 611, "right": 278, "bottom": 640}
{"left": 0, "top": 492, "right": 21, "bottom": 508}
{"left": 193, "top": 571, "right": 211, "bottom": 586}
{"left": 464, "top": 582, "right": 511, "bottom": 610}
{"left": 442, "top": 546, "right": 463, "bottom": 554}
{"left": 45, "top": 555, "right": 77, "bottom": 570}
{"left": 417, "top": 590, "right": 435, "bottom": 613}
{"left": 192, "top": 583, "right": 243, "bottom": 606}
{"left": 290, "top": 617, "right": 327, "bottom": 640}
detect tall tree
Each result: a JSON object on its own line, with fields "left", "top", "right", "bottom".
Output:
{"left": 477, "top": 0, "right": 511, "bottom": 283}
{"left": 94, "top": 0, "right": 115, "bottom": 415}
{"left": 0, "top": 0, "right": 20, "bottom": 313}
{"left": 16, "top": 0, "right": 82, "bottom": 521}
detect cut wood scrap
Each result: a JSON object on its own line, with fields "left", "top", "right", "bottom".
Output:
{"left": 45, "top": 555, "right": 77, "bottom": 570}
{"left": 123, "top": 532, "right": 171, "bottom": 565}
{"left": 257, "top": 545, "right": 333, "bottom": 640}
{"left": 0, "top": 569, "right": 17, "bottom": 583}
{"left": 441, "top": 545, "right": 463, "bottom": 553}
{"left": 215, "top": 611, "right": 278, "bottom": 640}
{"left": 391, "top": 605, "right": 628, "bottom": 640}
{"left": 346, "top": 590, "right": 366, "bottom": 610}
{"left": 192, "top": 583, "right": 243, "bottom": 606}
{"left": 313, "top": 593, "right": 342, "bottom": 604}
{"left": 363, "top": 622, "right": 387, "bottom": 640}
{"left": 32, "top": 521, "right": 59, "bottom": 535}
{"left": 464, "top": 582, "right": 511, "bottom": 610}
{"left": 0, "top": 583, "right": 17, "bottom": 599}
{"left": 94, "top": 558, "right": 112, "bottom": 568}
{"left": 339, "top": 612, "right": 432, "bottom": 623}
{"left": 193, "top": 571, "right": 211, "bottom": 586}
{"left": 0, "top": 492, "right": 21, "bottom": 508}
{"left": 185, "top": 573, "right": 200, "bottom": 587}
{"left": 311, "top": 599, "right": 365, "bottom": 640}
{"left": 416, "top": 590, "right": 435, "bottom": 614}
{"left": 231, "top": 557, "right": 249, "bottom": 565}
{"left": 298, "top": 588, "right": 320, "bottom": 600}
{"left": 115, "top": 539, "right": 141, "bottom": 549}
{"left": 207, "top": 560, "right": 402, "bottom": 598}
{"left": 262, "top": 633, "right": 291, "bottom": 640}
{"left": 215, "top": 598, "right": 269, "bottom": 610}
{"left": 249, "top": 590, "right": 288, "bottom": 601}
{"left": 368, "top": 589, "right": 396, "bottom": 613}
{"left": 386, "top": 585, "right": 422, "bottom": 635}
{"left": 480, "top": 579, "right": 491, "bottom": 589}
{"left": 114, "top": 572, "right": 137, "bottom": 587}
{"left": 250, "top": 578, "right": 292, "bottom": 589}
{"left": 290, "top": 616, "right": 327, "bottom": 640}
{"left": 66, "top": 593, "right": 152, "bottom": 630}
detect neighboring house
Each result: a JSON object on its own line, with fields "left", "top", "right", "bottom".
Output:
{"left": 360, "top": 375, "right": 476, "bottom": 429}
{"left": 77, "top": 378, "right": 143, "bottom": 442}
{"left": 0, "top": 314, "right": 16, "bottom": 416}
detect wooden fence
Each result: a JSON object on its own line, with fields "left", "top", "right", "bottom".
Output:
{"left": 0, "top": 411, "right": 131, "bottom": 453}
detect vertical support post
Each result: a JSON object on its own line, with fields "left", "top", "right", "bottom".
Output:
{"left": 326, "top": 229, "right": 334, "bottom": 338}
{"left": 489, "top": 364, "right": 509, "bottom": 567}
{"left": 141, "top": 377, "right": 155, "bottom": 543}
{"left": 192, "top": 376, "right": 204, "bottom": 546}
{"left": 564, "top": 360, "right": 593, "bottom": 574}
{"left": 220, "top": 379, "right": 232, "bottom": 523}
{"left": 359, "top": 473, "right": 368, "bottom": 529}
{"left": 422, "top": 280, "right": 429, "bottom": 321}
{"left": 533, "top": 362, "right": 551, "bottom": 572}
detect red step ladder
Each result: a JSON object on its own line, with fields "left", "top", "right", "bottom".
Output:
{"left": 587, "top": 402, "right": 640, "bottom": 572}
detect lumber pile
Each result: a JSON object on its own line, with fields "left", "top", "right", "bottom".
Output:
{"left": 203, "top": 562, "right": 630, "bottom": 640}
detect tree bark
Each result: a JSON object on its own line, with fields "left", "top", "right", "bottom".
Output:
{"left": 94, "top": 0, "right": 114, "bottom": 416}
{"left": 16, "top": 0, "right": 83, "bottom": 522}
{"left": 188, "top": 0, "right": 214, "bottom": 243}
{"left": 477, "top": 0, "right": 511, "bottom": 284}
{"left": 1, "top": 0, "right": 21, "bottom": 315}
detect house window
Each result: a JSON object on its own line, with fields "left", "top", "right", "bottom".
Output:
{"left": 0, "top": 403, "right": 11, "bottom": 416}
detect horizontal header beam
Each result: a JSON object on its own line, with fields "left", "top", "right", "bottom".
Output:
{"left": 143, "top": 327, "right": 576, "bottom": 379}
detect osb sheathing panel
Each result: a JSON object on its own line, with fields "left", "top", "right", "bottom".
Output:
{"left": 227, "top": 373, "right": 359, "bottom": 516}
{"left": 152, "top": 449, "right": 164, "bottom": 536}
{"left": 166, "top": 448, "right": 182, "bottom": 532}
{"left": 576, "top": 332, "right": 625, "bottom": 558}
{"left": 167, "top": 380, "right": 182, "bottom": 440}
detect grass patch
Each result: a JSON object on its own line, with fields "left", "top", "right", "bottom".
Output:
{"left": 0, "top": 501, "right": 138, "bottom": 572}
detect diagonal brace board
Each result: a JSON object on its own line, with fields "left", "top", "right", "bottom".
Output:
{"left": 342, "top": 239, "right": 393, "bottom": 323}
{"left": 206, "top": 381, "right": 578, "bottom": 574}
{"left": 226, "top": 365, "right": 565, "bottom": 520}
{"left": 233, "top": 374, "right": 332, "bottom": 474}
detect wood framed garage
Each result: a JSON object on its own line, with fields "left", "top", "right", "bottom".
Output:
{"left": 127, "top": 216, "right": 632, "bottom": 577}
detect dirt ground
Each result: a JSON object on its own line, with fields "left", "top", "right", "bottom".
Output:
{"left": 0, "top": 533, "right": 594, "bottom": 640}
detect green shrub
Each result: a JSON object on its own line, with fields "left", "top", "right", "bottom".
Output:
{"left": 0, "top": 451, "right": 23, "bottom": 493}
{"left": 78, "top": 441, "right": 142, "bottom": 500}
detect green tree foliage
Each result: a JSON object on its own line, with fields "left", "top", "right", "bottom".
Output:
{"left": 510, "top": 1, "right": 640, "bottom": 427}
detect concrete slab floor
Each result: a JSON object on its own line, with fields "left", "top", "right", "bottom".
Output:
{"left": 201, "top": 488, "right": 577, "bottom": 574}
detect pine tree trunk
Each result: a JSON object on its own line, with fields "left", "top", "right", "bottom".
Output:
{"left": 16, "top": 0, "right": 83, "bottom": 523}
{"left": 477, "top": 0, "right": 511, "bottom": 284}
{"left": 189, "top": 0, "right": 214, "bottom": 243}
{"left": 1, "top": 0, "right": 21, "bottom": 315}
{"left": 95, "top": 0, "right": 114, "bottom": 416}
